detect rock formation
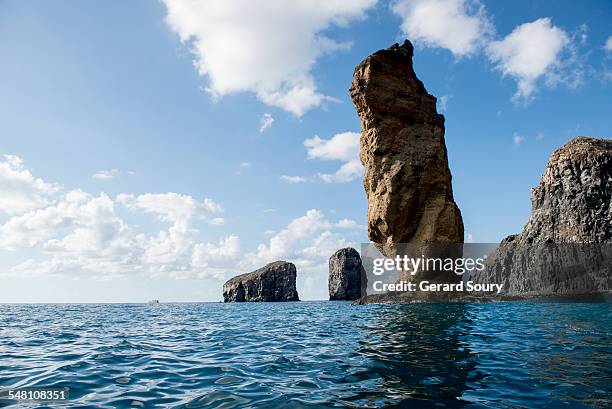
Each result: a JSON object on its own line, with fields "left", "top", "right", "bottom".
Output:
{"left": 518, "top": 136, "right": 611, "bottom": 243}
{"left": 223, "top": 261, "right": 299, "bottom": 302}
{"left": 328, "top": 248, "right": 366, "bottom": 300}
{"left": 350, "top": 40, "right": 464, "bottom": 284}
{"left": 473, "top": 136, "right": 612, "bottom": 296}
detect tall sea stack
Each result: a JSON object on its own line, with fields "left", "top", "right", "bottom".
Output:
{"left": 328, "top": 247, "right": 366, "bottom": 301}
{"left": 350, "top": 40, "right": 464, "bottom": 284}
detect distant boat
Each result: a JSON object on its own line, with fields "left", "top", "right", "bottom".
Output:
{"left": 148, "top": 299, "right": 160, "bottom": 304}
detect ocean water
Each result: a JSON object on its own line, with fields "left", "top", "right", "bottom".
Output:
{"left": 0, "top": 302, "right": 610, "bottom": 409}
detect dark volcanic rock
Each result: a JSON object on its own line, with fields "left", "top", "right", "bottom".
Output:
{"left": 328, "top": 248, "right": 366, "bottom": 300}
{"left": 349, "top": 39, "right": 463, "bottom": 284}
{"left": 473, "top": 136, "right": 612, "bottom": 296}
{"left": 223, "top": 261, "right": 299, "bottom": 302}
{"left": 519, "top": 136, "right": 612, "bottom": 243}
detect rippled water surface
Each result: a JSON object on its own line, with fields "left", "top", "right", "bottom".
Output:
{"left": 0, "top": 302, "right": 610, "bottom": 408}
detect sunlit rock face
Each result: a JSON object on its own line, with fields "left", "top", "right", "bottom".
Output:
{"left": 350, "top": 40, "right": 464, "bottom": 284}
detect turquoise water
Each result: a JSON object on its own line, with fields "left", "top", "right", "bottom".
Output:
{"left": 0, "top": 302, "right": 610, "bottom": 408}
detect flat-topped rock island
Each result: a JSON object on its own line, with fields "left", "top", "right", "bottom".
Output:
{"left": 223, "top": 261, "right": 300, "bottom": 302}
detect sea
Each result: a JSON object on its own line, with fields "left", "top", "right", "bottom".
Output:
{"left": 0, "top": 301, "right": 610, "bottom": 408}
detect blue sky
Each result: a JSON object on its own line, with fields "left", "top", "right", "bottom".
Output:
{"left": 1, "top": 0, "right": 610, "bottom": 302}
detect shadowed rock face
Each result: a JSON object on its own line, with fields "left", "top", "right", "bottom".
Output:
{"left": 473, "top": 136, "right": 612, "bottom": 296}
{"left": 520, "top": 136, "right": 612, "bottom": 244}
{"left": 349, "top": 40, "right": 464, "bottom": 260}
{"left": 328, "top": 248, "right": 366, "bottom": 300}
{"left": 223, "top": 261, "right": 299, "bottom": 302}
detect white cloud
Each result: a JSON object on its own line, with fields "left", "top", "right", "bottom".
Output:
{"left": 391, "top": 0, "right": 492, "bottom": 57}
{"left": 162, "top": 0, "right": 376, "bottom": 116}
{"left": 1, "top": 190, "right": 107, "bottom": 250}
{"left": 246, "top": 209, "right": 362, "bottom": 271}
{"left": 0, "top": 156, "right": 364, "bottom": 298}
{"left": 239, "top": 162, "right": 251, "bottom": 169}
{"left": 280, "top": 175, "right": 307, "bottom": 183}
{"left": 191, "top": 234, "right": 241, "bottom": 276}
{"left": 210, "top": 217, "right": 225, "bottom": 226}
{"left": 513, "top": 133, "right": 524, "bottom": 146}
{"left": 92, "top": 169, "right": 119, "bottom": 181}
{"left": 118, "top": 193, "right": 222, "bottom": 224}
{"left": 304, "top": 132, "right": 359, "bottom": 162}
{"left": 391, "top": 3, "right": 583, "bottom": 101}
{"left": 259, "top": 113, "right": 274, "bottom": 133}
{"left": 605, "top": 36, "right": 612, "bottom": 52}
{"left": 2, "top": 191, "right": 227, "bottom": 279}
{"left": 41, "top": 193, "right": 133, "bottom": 258}
{"left": 318, "top": 160, "right": 363, "bottom": 183}
{"left": 0, "top": 155, "right": 60, "bottom": 214}
{"left": 0, "top": 162, "right": 228, "bottom": 279}
{"left": 335, "top": 219, "right": 365, "bottom": 229}
{"left": 438, "top": 95, "right": 450, "bottom": 112}
{"left": 304, "top": 131, "right": 363, "bottom": 183}
{"left": 487, "top": 18, "right": 569, "bottom": 100}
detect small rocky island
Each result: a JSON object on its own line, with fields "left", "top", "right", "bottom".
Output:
{"left": 223, "top": 261, "right": 299, "bottom": 302}
{"left": 328, "top": 247, "right": 366, "bottom": 301}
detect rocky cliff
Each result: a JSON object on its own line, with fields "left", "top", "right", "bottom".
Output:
{"left": 350, "top": 40, "right": 464, "bottom": 284}
{"left": 473, "top": 136, "right": 612, "bottom": 296}
{"left": 328, "top": 248, "right": 366, "bottom": 301}
{"left": 519, "top": 137, "right": 611, "bottom": 243}
{"left": 223, "top": 261, "right": 299, "bottom": 302}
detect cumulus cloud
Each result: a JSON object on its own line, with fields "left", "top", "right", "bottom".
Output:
{"left": 391, "top": 0, "right": 492, "bottom": 57}
{"left": 162, "top": 0, "right": 376, "bottom": 116}
{"left": 304, "top": 131, "right": 363, "bottom": 183}
{"left": 0, "top": 156, "right": 363, "bottom": 291}
{"left": 0, "top": 190, "right": 110, "bottom": 250}
{"left": 0, "top": 156, "right": 232, "bottom": 279}
{"left": 92, "top": 169, "right": 119, "bottom": 181}
{"left": 605, "top": 36, "right": 612, "bottom": 52}
{"left": 118, "top": 193, "right": 223, "bottom": 224}
{"left": 2, "top": 188, "right": 228, "bottom": 279}
{"left": 0, "top": 155, "right": 60, "bottom": 214}
{"left": 191, "top": 234, "right": 241, "bottom": 277}
{"left": 392, "top": 2, "right": 584, "bottom": 102}
{"left": 246, "top": 209, "right": 361, "bottom": 271}
{"left": 335, "top": 219, "right": 365, "bottom": 229}
{"left": 487, "top": 18, "right": 569, "bottom": 100}
{"left": 259, "top": 113, "right": 274, "bottom": 133}
{"left": 280, "top": 175, "right": 307, "bottom": 183}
